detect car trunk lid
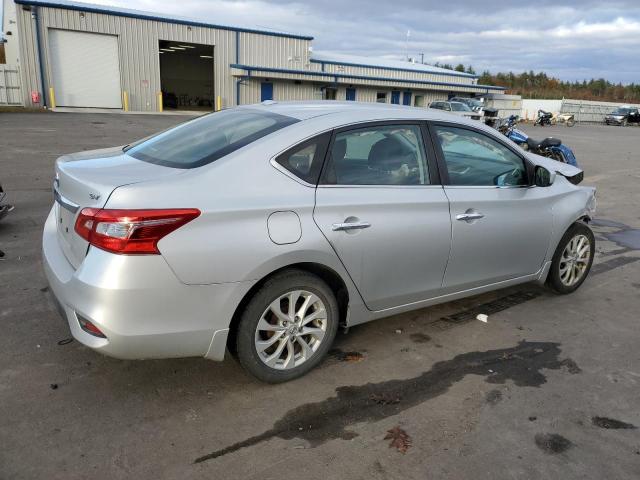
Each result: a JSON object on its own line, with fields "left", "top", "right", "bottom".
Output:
{"left": 54, "top": 146, "right": 184, "bottom": 268}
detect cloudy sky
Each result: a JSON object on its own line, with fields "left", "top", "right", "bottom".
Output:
{"left": 17, "top": 0, "right": 640, "bottom": 83}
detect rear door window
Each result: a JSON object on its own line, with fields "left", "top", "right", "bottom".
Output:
{"left": 321, "top": 124, "right": 430, "bottom": 185}
{"left": 125, "top": 109, "right": 298, "bottom": 168}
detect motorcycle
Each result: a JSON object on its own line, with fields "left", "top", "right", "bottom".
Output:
{"left": 534, "top": 109, "right": 554, "bottom": 127}
{"left": 553, "top": 113, "right": 576, "bottom": 127}
{"left": 498, "top": 115, "right": 578, "bottom": 166}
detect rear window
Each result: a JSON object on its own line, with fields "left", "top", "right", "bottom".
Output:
{"left": 124, "top": 109, "right": 298, "bottom": 168}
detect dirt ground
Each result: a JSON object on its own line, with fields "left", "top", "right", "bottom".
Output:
{"left": 1, "top": 112, "right": 639, "bottom": 479}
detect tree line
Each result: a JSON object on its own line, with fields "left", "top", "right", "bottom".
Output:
{"left": 431, "top": 62, "right": 640, "bottom": 103}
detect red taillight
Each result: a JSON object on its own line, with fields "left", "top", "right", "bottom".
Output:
{"left": 74, "top": 208, "right": 200, "bottom": 255}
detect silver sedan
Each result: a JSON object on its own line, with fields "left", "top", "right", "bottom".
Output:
{"left": 43, "top": 101, "right": 597, "bottom": 382}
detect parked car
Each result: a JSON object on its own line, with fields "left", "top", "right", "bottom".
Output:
{"left": 0, "top": 183, "right": 14, "bottom": 221}
{"left": 43, "top": 101, "right": 597, "bottom": 382}
{"left": 604, "top": 106, "right": 640, "bottom": 126}
{"left": 449, "top": 96, "right": 484, "bottom": 113}
{"left": 429, "top": 101, "right": 482, "bottom": 120}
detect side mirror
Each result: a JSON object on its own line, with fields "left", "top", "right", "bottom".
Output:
{"left": 534, "top": 166, "right": 556, "bottom": 187}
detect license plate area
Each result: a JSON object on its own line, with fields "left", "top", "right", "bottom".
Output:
{"left": 54, "top": 200, "right": 84, "bottom": 269}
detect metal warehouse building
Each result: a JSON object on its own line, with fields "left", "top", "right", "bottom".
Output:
{"left": 4, "top": 0, "right": 504, "bottom": 112}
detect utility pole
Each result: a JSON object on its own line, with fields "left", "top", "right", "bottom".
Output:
{"left": 405, "top": 30, "right": 410, "bottom": 61}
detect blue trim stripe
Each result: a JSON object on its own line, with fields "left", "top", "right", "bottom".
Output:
{"left": 230, "top": 64, "right": 505, "bottom": 91}
{"left": 14, "top": 0, "right": 314, "bottom": 40}
{"left": 310, "top": 58, "right": 478, "bottom": 80}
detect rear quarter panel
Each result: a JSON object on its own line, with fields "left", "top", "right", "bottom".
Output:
{"left": 104, "top": 118, "right": 364, "bottom": 308}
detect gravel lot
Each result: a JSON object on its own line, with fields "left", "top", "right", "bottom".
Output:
{"left": 1, "top": 112, "right": 639, "bottom": 480}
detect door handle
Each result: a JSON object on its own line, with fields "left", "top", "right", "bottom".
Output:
{"left": 332, "top": 221, "right": 371, "bottom": 231}
{"left": 456, "top": 212, "right": 484, "bottom": 222}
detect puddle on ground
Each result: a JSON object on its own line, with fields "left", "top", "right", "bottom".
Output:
{"left": 592, "top": 218, "right": 640, "bottom": 250}
{"left": 591, "top": 256, "right": 640, "bottom": 275}
{"left": 592, "top": 416, "right": 637, "bottom": 430}
{"left": 605, "top": 230, "right": 640, "bottom": 250}
{"left": 194, "top": 341, "right": 580, "bottom": 463}
{"left": 535, "top": 433, "right": 573, "bottom": 454}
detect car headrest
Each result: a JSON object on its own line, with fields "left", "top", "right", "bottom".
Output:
{"left": 368, "top": 136, "right": 409, "bottom": 171}
{"left": 332, "top": 138, "right": 346, "bottom": 162}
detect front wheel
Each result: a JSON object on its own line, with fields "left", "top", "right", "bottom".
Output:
{"left": 547, "top": 223, "right": 595, "bottom": 294}
{"left": 566, "top": 118, "right": 575, "bottom": 127}
{"left": 235, "top": 269, "right": 339, "bottom": 383}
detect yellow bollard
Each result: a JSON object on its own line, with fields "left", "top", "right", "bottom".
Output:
{"left": 216, "top": 95, "right": 222, "bottom": 111}
{"left": 49, "top": 87, "right": 56, "bottom": 109}
{"left": 157, "top": 92, "right": 163, "bottom": 112}
{"left": 122, "top": 91, "right": 129, "bottom": 112}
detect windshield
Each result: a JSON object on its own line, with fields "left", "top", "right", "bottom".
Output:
{"left": 451, "top": 103, "right": 472, "bottom": 112}
{"left": 612, "top": 108, "right": 631, "bottom": 115}
{"left": 125, "top": 109, "right": 298, "bottom": 168}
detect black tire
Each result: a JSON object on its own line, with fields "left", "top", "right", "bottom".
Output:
{"left": 235, "top": 269, "right": 339, "bottom": 383}
{"left": 546, "top": 222, "right": 595, "bottom": 294}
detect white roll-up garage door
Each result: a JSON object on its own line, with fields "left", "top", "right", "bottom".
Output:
{"left": 49, "top": 30, "right": 122, "bottom": 108}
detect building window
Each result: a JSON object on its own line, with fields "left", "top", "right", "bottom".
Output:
{"left": 414, "top": 95, "right": 425, "bottom": 107}
{"left": 376, "top": 92, "right": 387, "bottom": 103}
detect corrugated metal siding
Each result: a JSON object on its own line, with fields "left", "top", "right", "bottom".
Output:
{"left": 320, "top": 63, "right": 476, "bottom": 86}
{"left": 17, "top": 6, "right": 43, "bottom": 107}
{"left": 234, "top": 67, "right": 484, "bottom": 94}
{"left": 15, "top": 3, "right": 495, "bottom": 111}
{"left": 18, "top": 4, "right": 239, "bottom": 110}
{"left": 239, "top": 79, "right": 449, "bottom": 107}
{"left": 240, "top": 33, "right": 311, "bottom": 69}
{"left": 0, "top": 64, "right": 23, "bottom": 105}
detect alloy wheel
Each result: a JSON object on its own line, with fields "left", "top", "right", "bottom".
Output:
{"left": 559, "top": 234, "right": 591, "bottom": 287}
{"left": 254, "top": 290, "right": 327, "bottom": 370}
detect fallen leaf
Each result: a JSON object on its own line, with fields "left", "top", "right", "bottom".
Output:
{"left": 344, "top": 352, "right": 364, "bottom": 362}
{"left": 384, "top": 426, "right": 412, "bottom": 454}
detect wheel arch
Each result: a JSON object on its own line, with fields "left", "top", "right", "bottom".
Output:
{"left": 226, "top": 262, "right": 351, "bottom": 356}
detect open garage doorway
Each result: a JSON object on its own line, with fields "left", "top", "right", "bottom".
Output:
{"left": 159, "top": 40, "right": 214, "bottom": 111}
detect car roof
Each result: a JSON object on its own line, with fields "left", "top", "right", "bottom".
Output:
{"left": 240, "top": 100, "right": 469, "bottom": 124}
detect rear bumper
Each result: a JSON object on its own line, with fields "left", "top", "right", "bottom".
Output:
{"left": 42, "top": 207, "right": 254, "bottom": 361}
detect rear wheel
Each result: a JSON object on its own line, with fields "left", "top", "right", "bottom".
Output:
{"left": 235, "top": 269, "right": 339, "bottom": 383}
{"left": 547, "top": 223, "right": 595, "bottom": 294}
